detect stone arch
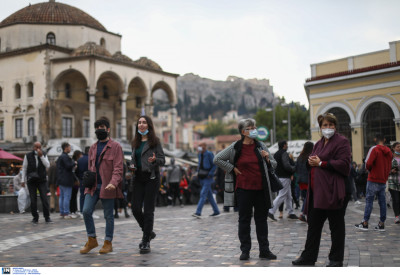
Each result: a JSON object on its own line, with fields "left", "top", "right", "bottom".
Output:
{"left": 356, "top": 95, "right": 400, "bottom": 123}
{"left": 53, "top": 69, "right": 88, "bottom": 101}
{"left": 15, "top": 83, "right": 21, "bottom": 99}
{"left": 151, "top": 81, "right": 175, "bottom": 105}
{"left": 127, "top": 77, "right": 148, "bottom": 109}
{"left": 315, "top": 101, "right": 355, "bottom": 128}
{"left": 27, "top": 82, "right": 34, "bottom": 97}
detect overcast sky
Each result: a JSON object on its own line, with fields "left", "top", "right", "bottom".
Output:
{"left": 2, "top": 0, "right": 400, "bottom": 106}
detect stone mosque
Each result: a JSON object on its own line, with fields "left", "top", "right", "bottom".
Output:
{"left": 0, "top": 0, "right": 179, "bottom": 153}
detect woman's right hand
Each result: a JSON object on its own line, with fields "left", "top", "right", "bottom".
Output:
{"left": 233, "top": 167, "right": 242, "bottom": 176}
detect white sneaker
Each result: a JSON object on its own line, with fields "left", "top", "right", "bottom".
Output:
{"left": 355, "top": 201, "right": 362, "bottom": 205}
{"left": 64, "top": 215, "right": 72, "bottom": 219}
{"left": 70, "top": 213, "right": 79, "bottom": 219}
{"left": 92, "top": 213, "right": 100, "bottom": 219}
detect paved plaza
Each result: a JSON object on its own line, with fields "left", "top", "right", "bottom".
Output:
{"left": 0, "top": 199, "right": 399, "bottom": 267}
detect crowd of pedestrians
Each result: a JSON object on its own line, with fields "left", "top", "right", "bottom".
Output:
{"left": 9, "top": 112, "right": 400, "bottom": 267}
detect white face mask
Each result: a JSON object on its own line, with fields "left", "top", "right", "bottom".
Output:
{"left": 197, "top": 146, "right": 203, "bottom": 152}
{"left": 322, "top": 128, "right": 335, "bottom": 139}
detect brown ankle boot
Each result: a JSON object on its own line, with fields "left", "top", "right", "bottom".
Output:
{"left": 79, "top": 237, "right": 98, "bottom": 254}
{"left": 99, "top": 240, "right": 113, "bottom": 254}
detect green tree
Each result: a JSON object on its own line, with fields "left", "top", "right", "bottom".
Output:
{"left": 204, "top": 121, "right": 229, "bottom": 137}
{"left": 254, "top": 100, "right": 310, "bottom": 143}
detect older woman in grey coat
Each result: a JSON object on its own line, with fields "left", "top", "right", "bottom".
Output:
{"left": 214, "top": 118, "right": 277, "bottom": 261}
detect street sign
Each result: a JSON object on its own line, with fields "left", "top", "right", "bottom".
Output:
{"left": 257, "top": 126, "right": 269, "bottom": 141}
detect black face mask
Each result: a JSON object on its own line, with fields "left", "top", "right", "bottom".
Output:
{"left": 95, "top": 129, "right": 108, "bottom": 141}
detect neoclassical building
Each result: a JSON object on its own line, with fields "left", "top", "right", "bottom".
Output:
{"left": 305, "top": 40, "right": 400, "bottom": 164}
{"left": 0, "top": 0, "right": 178, "bottom": 152}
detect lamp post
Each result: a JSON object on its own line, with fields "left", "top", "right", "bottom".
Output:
{"left": 265, "top": 104, "right": 276, "bottom": 144}
{"left": 281, "top": 102, "right": 291, "bottom": 141}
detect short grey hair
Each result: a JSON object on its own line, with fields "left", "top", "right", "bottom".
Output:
{"left": 238, "top": 118, "right": 256, "bottom": 137}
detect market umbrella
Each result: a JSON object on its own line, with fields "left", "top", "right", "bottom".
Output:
{"left": 0, "top": 148, "right": 23, "bottom": 161}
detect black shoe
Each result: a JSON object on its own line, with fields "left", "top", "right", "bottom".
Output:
{"left": 114, "top": 213, "right": 119, "bottom": 218}
{"left": 31, "top": 218, "right": 38, "bottom": 224}
{"left": 50, "top": 208, "right": 55, "bottom": 213}
{"left": 140, "top": 241, "right": 151, "bottom": 254}
{"left": 139, "top": 232, "right": 156, "bottom": 249}
{"left": 240, "top": 252, "right": 250, "bottom": 260}
{"left": 288, "top": 214, "right": 299, "bottom": 220}
{"left": 299, "top": 214, "right": 307, "bottom": 222}
{"left": 326, "top": 260, "right": 343, "bottom": 267}
{"left": 45, "top": 218, "right": 54, "bottom": 224}
{"left": 259, "top": 251, "right": 277, "bottom": 260}
{"left": 292, "top": 257, "right": 315, "bottom": 266}
{"left": 210, "top": 213, "right": 220, "bottom": 217}
{"left": 268, "top": 212, "right": 277, "bottom": 221}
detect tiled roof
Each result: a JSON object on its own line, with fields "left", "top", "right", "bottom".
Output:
{"left": 71, "top": 42, "right": 112, "bottom": 57}
{"left": 0, "top": 1, "right": 106, "bottom": 32}
{"left": 113, "top": 51, "right": 133, "bottom": 63}
{"left": 133, "top": 57, "right": 162, "bottom": 71}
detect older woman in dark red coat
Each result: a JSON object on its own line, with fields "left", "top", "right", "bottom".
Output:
{"left": 292, "top": 113, "right": 351, "bottom": 267}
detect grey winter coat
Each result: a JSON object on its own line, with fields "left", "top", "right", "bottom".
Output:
{"left": 131, "top": 142, "right": 165, "bottom": 178}
{"left": 213, "top": 140, "right": 277, "bottom": 207}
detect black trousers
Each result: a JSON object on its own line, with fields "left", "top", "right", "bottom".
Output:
{"left": 70, "top": 186, "right": 78, "bottom": 213}
{"left": 131, "top": 170, "right": 159, "bottom": 235}
{"left": 389, "top": 189, "right": 400, "bottom": 217}
{"left": 300, "top": 193, "right": 350, "bottom": 263}
{"left": 236, "top": 188, "right": 270, "bottom": 253}
{"left": 169, "top": 182, "right": 182, "bottom": 205}
{"left": 27, "top": 179, "right": 50, "bottom": 220}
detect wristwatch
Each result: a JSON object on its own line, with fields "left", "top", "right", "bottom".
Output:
{"left": 319, "top": 161, "right": 322, "bottom": 167}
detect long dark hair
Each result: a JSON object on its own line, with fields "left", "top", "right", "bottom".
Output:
{"left": 298, "top": 141, "right": 314, "bottom": 161}
{"left": 131, "top": 115, "right": 160, "bottom": 149}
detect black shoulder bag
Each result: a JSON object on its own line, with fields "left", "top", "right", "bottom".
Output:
{"left": 82, "top": 149, "right": 107, "bottom": 189}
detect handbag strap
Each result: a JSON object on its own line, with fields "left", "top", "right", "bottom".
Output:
{"left": 96, "top": 147, "right": 108, "bottom": 169}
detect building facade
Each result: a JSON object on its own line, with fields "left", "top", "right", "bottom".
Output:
{"left": 0, "top": 0, "right": 179, "bottom": 153}
{"left": 305, "top": 40, "right": 400, "bottom": 164}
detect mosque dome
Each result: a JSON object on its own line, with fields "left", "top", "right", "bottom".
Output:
{"left": 0, "top": 0, "right": 107, "bottom": 32}
{"left": 133, "top": 57, "right": 163, "bottom": 71}
{"left": 71, "top": 42, "right": 112, "bottom": 57}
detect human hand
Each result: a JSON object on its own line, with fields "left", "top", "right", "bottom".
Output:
{"left": 148, "top": 153, "right": 156, "bottom": 163}
{"left": 261, "top": 150, "right": 269, "bottom": 161}
{"left": 105, "top": 183, "right": 116, "bottom": 191}
{"left": 308, "top": 155, "right": 321, "bottom": 167}
{"left": 36, "top": 148, "right": 43, "bottom": 157}
{"left": 233, "top": 167, "right": 242, "bottom": 176}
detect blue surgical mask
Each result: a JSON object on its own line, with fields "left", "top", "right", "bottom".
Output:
{"left": 395, "top": 151, "right": 400, "bottom": 155}
{"left": 249, "top": 129, "right": 258, "bottom": 139}
{"left": 138, "top": 129, "right": 149, "bottom": 136}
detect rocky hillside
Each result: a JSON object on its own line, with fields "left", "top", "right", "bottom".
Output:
{"left": 154, "top": 73, "right": 276, "bottom": 121}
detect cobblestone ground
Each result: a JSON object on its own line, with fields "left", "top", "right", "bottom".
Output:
{"left": 0, "top": 199, "right": 399, "bottom": 267}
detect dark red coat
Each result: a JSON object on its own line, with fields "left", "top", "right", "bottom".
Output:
{"left": 304, "top": 133, "right": 351, "bottom": 213}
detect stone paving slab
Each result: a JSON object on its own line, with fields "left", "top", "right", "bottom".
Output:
{"left": 0, "top": 199, "right": 399, "bottom": 267}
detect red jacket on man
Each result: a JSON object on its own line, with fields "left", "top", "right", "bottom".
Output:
{"left": 365, "top": 144, "right": 392, "bottom": 184}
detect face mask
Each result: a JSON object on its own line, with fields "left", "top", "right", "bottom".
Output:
{"left": 138, "top": 129, "right": 149, "bottom": 136}
{"left": 395, "top": 151, "right": 400, "bottom": 155}
{"left": 197, "top": 146, "right": 203, "bottom": 152}
{"left": 249, "top": 129, "right": 258, "bottom": 139}
{"left": 95, "top": 129, "right": 108, "bottom": 140}
{"left": 321, "top": 128, "right": 335, "bottom": 139}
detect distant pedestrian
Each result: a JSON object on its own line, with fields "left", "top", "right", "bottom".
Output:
{"left": 167, "top": 158, "right": 186, "bottom": 206}
{"left": 292, "top": 112, "right": 351, "bottom": 267}
{"left": 355, "top": 133, "right": 392, "bottom": 232}
{"left": 56, "top": 142, "right": 77, "bottom": 219}
{"left": 70, "top": 150, "right": 82, "bottom": 218}
{"left": 13, "top": 168, "right": 30, "bottom": 214}
{"left": 296, "top": 141, "right": 314, "bottom": 222}
{"left": 47, "top": 160, "right": 58, "bottom": 213}
{"left": 388, "top": 142, "right": 400, "bottom": 224}
{"left": 268, "top": 140, "right": 298, "bottom": 221}
{"left": 76, "top": 147, "right": 89, "bottom": 217}
{"left": 130, "top": 115, "right": 165, "bottom": 254}
{"left": 214, "top": 118, "right": 277, "bottom": 261}
{"left": 21, "top": 142, "right": 52, "bottom": 224}
{"left": 80, "top": 117, "right": 124, "bottom": 254}
{"left": 192, "top": 142, "right": 220, "bottom": 218}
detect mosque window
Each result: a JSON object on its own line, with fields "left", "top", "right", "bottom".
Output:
{"left": 0, "top": 87, "right": 2, "bottom": 102}
{"left": 15, "top": 118, "right": 23, "bottom": 138}
{"left": 46, "top": 32, "right": 56, "bottom": 45}
{"left": 62, "top": 117, "right": 73, "bottom": 137}
{"left": 28, "top": 82, "right": 34, "bottom": 97}
{"left": 15, "top": 84, "right": 21, "bottom": 99}
{"left": 100, "top": 38, "right": 106, "bottom": 48}
{"left": 103, "top": 85, "right": 109, "bottom": 99}
{"left": 28, "top": 118, "right": 35, "bottom": 136}
{"left": 65, "top": 83, "right": 71, "bottom": 98}
{"left": 0, "top": 121, "right": 3, "bottom": 140}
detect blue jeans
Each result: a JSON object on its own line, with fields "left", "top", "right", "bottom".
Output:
{"left": 363, "top": 181, "right": 386, "bottom": 223}
{"left": 79, "top": 180, "right": 85, "bottom": 213}
{"left": 82, "top": 184, "right": 115, "bottom": 241}
{"left": 59, "top": 185, "right": 72, "bottom": 216}
{"left": 195, "top": 177, "right": 220, "bottom": 215}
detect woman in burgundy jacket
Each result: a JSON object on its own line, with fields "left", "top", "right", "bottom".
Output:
{"left": 292, "top": 112, "right": 351, "bottom": 267}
